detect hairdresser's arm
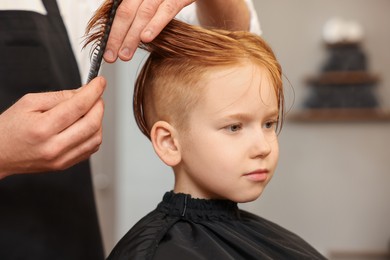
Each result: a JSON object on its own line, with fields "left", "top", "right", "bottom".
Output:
{"left": 104, "top": 0, "right": 250, "bottom": 62}
{"left": 196, "top": 0, "right": 250, "bottom": 31}
{"left": 0, "top": 77, "right": 106, "bottom": 180}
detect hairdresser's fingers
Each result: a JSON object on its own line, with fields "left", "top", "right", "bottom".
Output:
{"left": 104, "top": 0, "right": 143, "bottom": 63}
{"left": 118, "top": 0, "right": 164, "bottom": 61}
{"left": 46, "top": 128, "right": 103, "bottom": 172}
{"left": 43, "top": 77, "right": 106, "bottom": 134}
{"left": 65, "top": 128, "right": 103, "bottom": 166}
{"left": 140, "top": 0, "right": 195, "bottom": 43}
{"left": 17, "top": 89, "right": 77, "bottom": 113}
{"left": 46, "top": 97, "right": 104, "bottom": 161}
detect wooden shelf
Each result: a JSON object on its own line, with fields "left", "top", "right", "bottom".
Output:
{"left": 306, "top": 71, "right": 380, "bottom": 85}
{"left": 288, "top": 109, "right": 390, "bottom": 122}
{"left": 324, "top": 41, "right": 362, "bottom": 48}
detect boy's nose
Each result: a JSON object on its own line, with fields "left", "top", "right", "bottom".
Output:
{"left": 249, "top": 130, "right": 272, "bottom": 159}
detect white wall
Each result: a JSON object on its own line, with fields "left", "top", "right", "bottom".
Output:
{"left": 94, "top": 0, "right": 390, "bottom": 257}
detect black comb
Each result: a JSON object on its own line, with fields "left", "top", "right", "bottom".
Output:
{"left": 86, "top": 0, "right": 121, "bottom": 83}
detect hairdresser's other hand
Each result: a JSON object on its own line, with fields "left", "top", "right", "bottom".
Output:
{"left": 104, "top": 0, "right": 250, "bottom": 63}
{"left": 0, "top": 77, "right": 106, "bottom": 180}
{"left": 104, "top": 0, "right": 195, "bottom": 62}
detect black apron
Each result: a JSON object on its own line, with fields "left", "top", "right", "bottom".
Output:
{"left": 0, "top": 1, "right": 104, "bottom": 259}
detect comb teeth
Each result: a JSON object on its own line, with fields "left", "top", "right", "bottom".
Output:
{"left": 86, "top": 0, "right": 121, "bottom": 83}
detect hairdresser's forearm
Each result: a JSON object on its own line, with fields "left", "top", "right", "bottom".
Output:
{"left": 196, "top": 0, "right": 250, "bottom": 31}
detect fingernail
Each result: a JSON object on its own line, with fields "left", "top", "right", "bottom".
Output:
{"left": 120, "top": 47, "right": 131, "bottom": 58}
{"left": 104, "top": 49, "right": 114, "bottom": 61}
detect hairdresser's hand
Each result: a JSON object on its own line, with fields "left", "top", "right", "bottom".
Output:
{"left": 104, "top": 0, "right": 195, "bottom": 62}
{"left": 104, "top": 0, "right": 250, "bottom": 63}
{"left": 0, "top": 77, "right": 106, "bottom": 180}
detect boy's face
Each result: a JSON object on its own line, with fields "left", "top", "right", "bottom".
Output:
{"left": 174, "top": 63, "right": 279, "bottom": 203}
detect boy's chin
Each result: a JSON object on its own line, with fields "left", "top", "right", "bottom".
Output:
{"left": 231, "top": 190, "right": 264, "bottom": 204}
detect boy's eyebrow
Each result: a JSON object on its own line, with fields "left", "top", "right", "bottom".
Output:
{"left": 222, "top": 113, "right": 252, "bottom": 121}
{"left": 221, "top": 109, "right": 279, "bottom": 121}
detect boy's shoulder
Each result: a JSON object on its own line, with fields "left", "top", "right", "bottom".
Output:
{"left": 106, "top": 209, "right": 177, "bottom": 260}
{"left": 107, "top": 206, "right": 326, "bottom": 260}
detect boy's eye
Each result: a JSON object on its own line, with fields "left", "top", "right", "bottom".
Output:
{"left": 226, "top": 124, "right": 242, "bottom": 132}
{"left": 264, "top": 120, "right": 278, "bottom": 130}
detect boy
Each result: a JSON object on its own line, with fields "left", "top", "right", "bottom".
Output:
{"left": 108, "top": 19, "right": 326, "bottom": 259}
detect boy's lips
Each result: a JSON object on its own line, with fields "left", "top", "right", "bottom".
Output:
{"left": 243, "top": 169, "right": 269, "bottom": 182}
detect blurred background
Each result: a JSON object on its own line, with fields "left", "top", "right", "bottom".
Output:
{"left": 92, "top": 0, "right": 390, "bottom": 258}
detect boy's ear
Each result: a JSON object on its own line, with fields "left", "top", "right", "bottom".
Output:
{"left": 150, "top": 121, "right": 181, "bottom": 167}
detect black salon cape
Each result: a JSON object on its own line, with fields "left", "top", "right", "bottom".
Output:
{"left": 107, "top": 191, "right": 326, "bottom": 260}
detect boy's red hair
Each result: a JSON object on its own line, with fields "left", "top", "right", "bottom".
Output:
{"left": 134, "top": 19, "right": 284, "bottom": 139}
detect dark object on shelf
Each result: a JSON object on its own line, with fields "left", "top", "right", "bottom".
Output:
{"left": 302, "top": 42, "right": 380, "bottom": 112}
{"left": 322, "top": 43, "right": 367, "bottom": 71}
{"left": 294, "top": 20, "right": 389, "bottom": 122}
{"left": 304, "top": 84, "right": 378, "bottom": 109}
